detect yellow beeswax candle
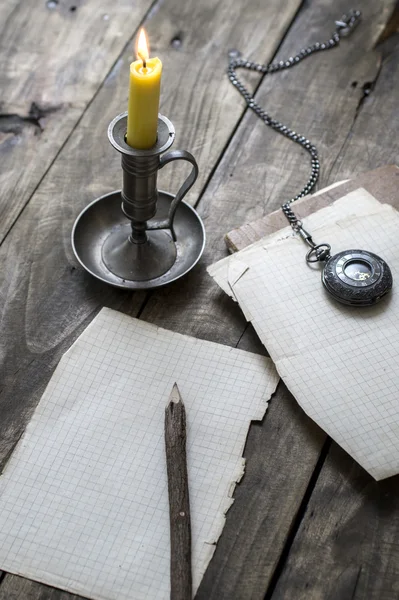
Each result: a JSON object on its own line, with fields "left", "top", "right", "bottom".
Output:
{"left": 126, "top": 29, "right": 162, "bottom": 149}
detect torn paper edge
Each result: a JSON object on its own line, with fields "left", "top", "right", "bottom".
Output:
{"left": 209, "top": 189, "right": 390, "bottom": 295}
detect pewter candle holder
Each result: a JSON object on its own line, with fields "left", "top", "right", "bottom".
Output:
{"left": 72, "top": 112, "right": 205, "bottom": 290}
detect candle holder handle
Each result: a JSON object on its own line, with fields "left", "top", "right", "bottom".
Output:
{"left": 148, "top": 150, "right": 199, "bottom": 240}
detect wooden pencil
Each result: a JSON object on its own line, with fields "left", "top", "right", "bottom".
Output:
{"left": 165, "top": 383, "right": 192, "bottom": 600}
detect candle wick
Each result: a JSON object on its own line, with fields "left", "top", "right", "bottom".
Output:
{"left": 138, "top": 51, "right": 147, "bottom": 70}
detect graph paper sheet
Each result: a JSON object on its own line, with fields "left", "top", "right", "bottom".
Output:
{"left": 211, "top": 188, "right": 381, "bottom": 299}
{"left": 209, "top": 189, "right": 399, "bottom": 480}
{"left": 0, "top": 309, "right": 278, "bottom": 600}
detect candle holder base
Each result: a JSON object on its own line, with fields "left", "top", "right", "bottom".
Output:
{"left": 102, "top": 228, "right": 177, "bottom": 282}
{"left": 72, "top": 190, "right": 205, "bottom": 290}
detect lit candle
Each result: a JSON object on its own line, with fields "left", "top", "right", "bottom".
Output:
{"left": 126, "top": 28, "right": 162, "bottom": 149}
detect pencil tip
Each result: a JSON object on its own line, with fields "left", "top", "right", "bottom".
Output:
{"left": 168, "top": 383, "right": 183, "bottom": 405}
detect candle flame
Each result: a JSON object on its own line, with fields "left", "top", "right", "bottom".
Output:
{"left": 137, "top": 28, "right": 149, "bottom": 66}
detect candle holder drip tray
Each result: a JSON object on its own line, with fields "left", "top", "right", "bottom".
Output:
{"left": 72, "top": 113, "right": 205, "bottom": 290}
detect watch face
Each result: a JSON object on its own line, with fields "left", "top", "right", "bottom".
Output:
{"left": 322, "top": 249, "right": 393, "bottom": 306}
{"left": 343, "top": 259, "right": 372, "bottom": 282}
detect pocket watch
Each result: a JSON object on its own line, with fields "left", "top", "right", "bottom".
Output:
{"left": 306, "top": 242, "right": 393, "bottom": 307}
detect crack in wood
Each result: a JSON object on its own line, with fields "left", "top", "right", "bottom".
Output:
{"left": 0, "top": 102, "right": 62, "bottom": 135}
{"left": 354, "top": 68, "right": 382, "bottom": 121}
{"left": 264, "top": 438, "right": 332, "bottom": 600}
{"left": 351, "top": 565, "right": 363, "bottom": 600}
{"left": 327, "top": 59, "right": 384, "bottom": 182}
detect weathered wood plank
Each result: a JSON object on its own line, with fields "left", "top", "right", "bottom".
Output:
{"left": 329, "top": 33, "right": 399, "bottom": 182}
{"left": 190, "top": 0, "right": 396, "bottom": 260}
{"left": 0, "top": 0, "right": 302, "bottom": 597}
{"left": 0, "top": 574, "right": 86, "bottom": 599}
{"left": 272, "top": 447, "right": 399, "bottom": 600}
{"left": 0, "top": 0, "right": 155, "bottom": 243}
{"left": 225, "top": 165, "right": 399, "bottom": 252}
{"left": 270, "top": 29, "right": 399, "bottom": 600}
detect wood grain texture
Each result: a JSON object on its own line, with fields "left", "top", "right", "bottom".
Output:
{"left": 0, "top": 0, "right": 302, "bottom": 597}
{"left": 329, "top": 29, "right": 399, "bottom": 182}
{"left": 376, "top": 0, "right": 399, "bottom": 43}
{"left": 270, "top": 30, "right": 399, "bottom": 600}
{"left": 272, "top": 445, "right": 399, "bottom": 600}
{"left": 0, "top": 0, "right": 157, "bottom": 243}
{"left": 165, "top": 386, "right": 192, "bottom": 600}
{"left": 0, "top": 574, "right": 86, "bottom": 599}
{"left": 226, "top": 165, "right": 399, "bottom": 251}
{"left": 196, "top": 0, "right": 396, "bottom": 257}
{"left": 1, "top": 0, "right": 303, "bottom": 243}
{"left": 132, "top": 0, "right": 303, "bottom": 208}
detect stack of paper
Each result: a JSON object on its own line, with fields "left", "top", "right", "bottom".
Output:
{"left": 209, "top": 189, "right": 399, "bottom": 480}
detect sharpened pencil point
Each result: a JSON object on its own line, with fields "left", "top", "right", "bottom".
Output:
{"left": 168, "top": 383, "right": 183, "bottom": 405}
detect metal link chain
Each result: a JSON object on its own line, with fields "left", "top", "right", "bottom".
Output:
{"left": 227, "top": 9, "right": 361, "bottom": 244}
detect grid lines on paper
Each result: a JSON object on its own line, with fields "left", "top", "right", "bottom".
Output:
{"left": 228, "top": 200, "right": 399, "bottom": 480}
{"left": 0, "top": 308, "right": 278, "bottom": 600}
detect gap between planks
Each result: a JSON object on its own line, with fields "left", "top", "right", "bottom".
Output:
{"left": 263, "top": 438, "right": 332, "bottom": 600}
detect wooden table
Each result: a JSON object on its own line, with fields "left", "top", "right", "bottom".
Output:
{"left": 1, "top": 0, "right": 398, "bottom": 598}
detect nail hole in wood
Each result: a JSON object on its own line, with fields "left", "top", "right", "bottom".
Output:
{"left": 70, "top": 5, "right": 77, "bottom": 11}
{"left": 171, "top": 33, "right": 183, "bottom": 49}
{"left": 351, "top": 81, "right": 358, "bottom": 88}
